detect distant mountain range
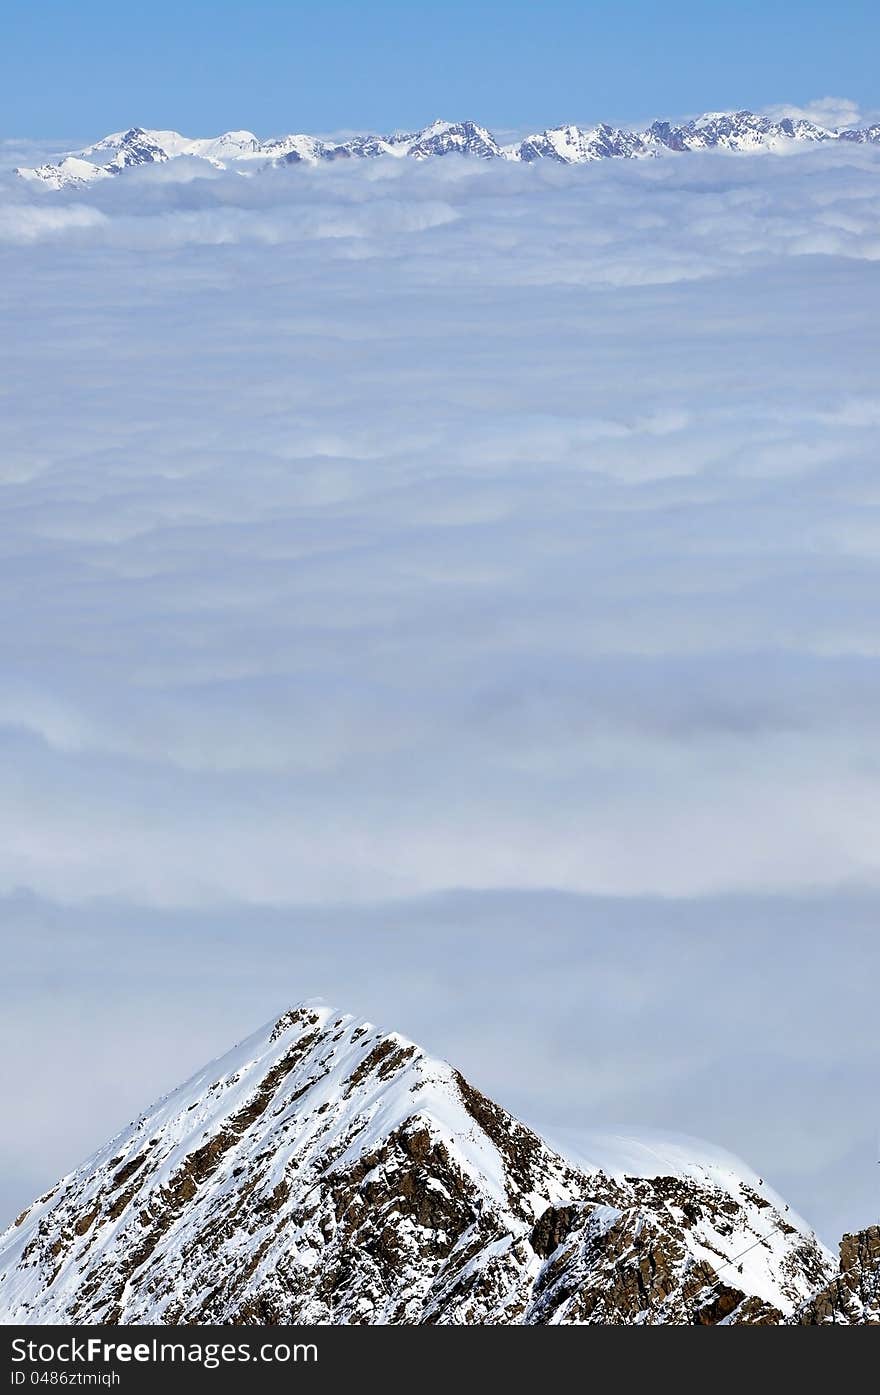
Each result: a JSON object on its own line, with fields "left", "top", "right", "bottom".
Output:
{"left": 17, "top": 110, "right": 880, "bottom": 188}
{"left": 1, "top": 1000, "right": 877, "bottom": 1323}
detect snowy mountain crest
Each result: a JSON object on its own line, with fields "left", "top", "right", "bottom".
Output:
{"left": 2, "top": 1000, "right": 874, "bottom": 1325}
{"left": 16, "top": 108, "right": 880, "bottom": 188}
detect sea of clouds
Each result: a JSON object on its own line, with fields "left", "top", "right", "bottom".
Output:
{"left": 1, "top": 142, "right": 879, "bottom": 1241}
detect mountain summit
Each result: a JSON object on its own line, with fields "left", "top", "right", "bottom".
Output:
{"left": 0, "top": 1001, "right": 876, "bottom": 1324}
{"left": 17, "top": 110, "right": 880, "bottom": 188}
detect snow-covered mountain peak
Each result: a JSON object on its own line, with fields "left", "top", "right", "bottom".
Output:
{"left": 0, "top": 998, "right": 852, "bottom": 1325}
{"left": 17, "top": 107, "right": 879, "bottom": 188}
{"left": 16, "top": 155, "right": 113, "bottom": 189}
{"left": 420, "top": 118, "right": 458, "bottom": 136}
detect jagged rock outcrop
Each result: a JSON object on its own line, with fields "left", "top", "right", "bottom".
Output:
{"left": 0, "top": 1001, "right": 861, "bottom": 1324}
{"left": 794, "top": 1226, "right": 880, "bottom": 1324}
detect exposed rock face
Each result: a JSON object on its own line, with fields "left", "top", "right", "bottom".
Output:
{"left": 0, "top": 1002, "right": 856, "bottom": 1325}
{"left": 794, "top": 1227, "right": 880, "bottom": 1325}
{"left": 407, "top": 120, "right": 501, "bottom": 160}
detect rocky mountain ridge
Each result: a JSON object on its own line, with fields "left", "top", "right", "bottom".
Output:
{"left": 17, "top": 109, "right": 880, "bottom": 188}
{"left": 1, "top": 1000, "right": 875, "bottom": 1325}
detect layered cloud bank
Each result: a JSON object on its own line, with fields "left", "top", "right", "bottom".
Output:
{"left": 2, "top": 141, "right": 879, "bottom": 1241}
{"left": 2, "top": 145, "right": 880, "bottom": 903}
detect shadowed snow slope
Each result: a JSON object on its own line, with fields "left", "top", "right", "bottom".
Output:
{"left": 0, "top": 1001, "right": 845, "bottom": 1324}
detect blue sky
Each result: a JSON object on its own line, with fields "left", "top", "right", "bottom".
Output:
{"left": 2, "top": 0, "right": 879, "bottom": 139}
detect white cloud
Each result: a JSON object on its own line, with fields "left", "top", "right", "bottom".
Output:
{"left": 2, "top": 148, "right": 880, "bottom": 905}
{"left": 0, "top": 199, "right": 108, "bottom": 243}
{"left": 763, "top": 96, "right": 866, "bottom": 130}
{"left": 2, "top": 145, "right": 880, "bottom": 1242}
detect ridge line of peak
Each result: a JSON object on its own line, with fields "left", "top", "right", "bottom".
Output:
{"left": 16, "top": 109, "right": 880, "bottom": 186}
